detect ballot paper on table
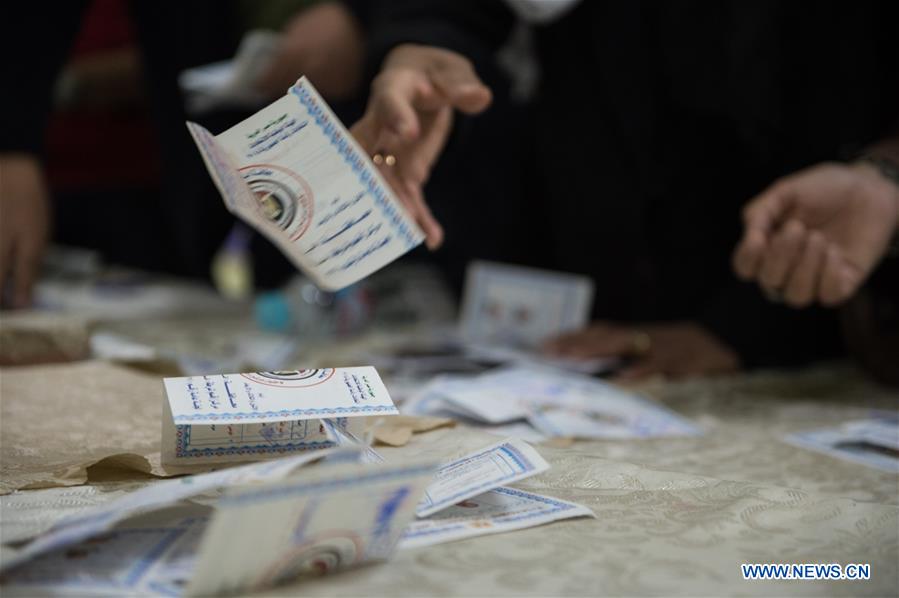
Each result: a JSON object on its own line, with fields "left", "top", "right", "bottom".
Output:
{"left": 436, "top": 366, "right": 700, "bottom": 438}
{"left": 161, "top": 367, "right": 398, "bottom": 468}
{"left": 3, "top": 456, "right": 437, "bottom": 597}
{"left": 187, "top": 459, "right": 435, "bottom": 596}
{"left": 784, "top": 415, "right": 899, "bottom": 473}
{"left": 187, "top": 77, "right": 424, "bottom": 292}
{"left": 417, "top": 437, "right": 549, "bottom": 518}
{"left": 401, "top": 487, "right": 594, "bottom": 549}
{"left": 2, "top": 505, "right": 210, "bottom": 596}
{"left": 0, "top": 447, "right": 353, "bottom": 572}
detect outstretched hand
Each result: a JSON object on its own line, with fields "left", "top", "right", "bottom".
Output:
{"left": 350, "top": 44, "right": 493, "bottom": 249}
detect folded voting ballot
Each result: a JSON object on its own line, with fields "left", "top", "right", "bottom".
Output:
{"left": 162, "top": 367, "right": 397, "bottom": 468}
{"left": 187, "top": 77, "right": 424, "bottom": 292}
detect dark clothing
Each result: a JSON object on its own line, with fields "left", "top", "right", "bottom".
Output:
{"left": 2, "top": 1, "right": 243, "bottom": 279}
{"left": 365, "top": 0, "right": 899, "bottom": 369}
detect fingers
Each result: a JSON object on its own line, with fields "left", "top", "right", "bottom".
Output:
{"left": 375, "top": 159, "right": 443, "bottom": 249}
{"left": 370, "top": 69, "right": 427, "bottom": 141}
{"left": 819, "top": 246, "right": 860, "bottom": 306}
{"left": 543, "top": 324, "right": 633, "bottom": 358}
{"left": 757, "top": 219, "right": 805, "bottom": 291}
{"left": 404, "top": 180, "right": 443, "bottom": 249}
{"left": 428, "top": 56, "right": 492, "bottom": 114}
{"left": 734, "top": 182, "right": 795, "bottom": 280}
{"left": 614, "top": 360, "right": 661, "bottom": 382}
{"left": 782, "top": 232, "right": 826, "bottom": 307}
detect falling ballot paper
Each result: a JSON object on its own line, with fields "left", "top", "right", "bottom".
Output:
{"left": 187, "top": 77, "right": 424, "bottom": 291}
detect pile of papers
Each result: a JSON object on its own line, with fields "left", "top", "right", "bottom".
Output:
{"left": 404, "top": 366, "right": 701, "bottom": 442}
{"left": 2, "top": 358, "right": 592, "bottom": 595}
{"left": 1, "top": 437, "right": 591, "bottom": 596}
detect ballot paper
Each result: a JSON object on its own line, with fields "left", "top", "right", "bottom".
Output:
{"left": 440, "top": 366, "right": 700, "bottom": 438}
{"left": 459, "top": 261, "right": 594, "bottom": 349}
{"left": 402, "top": 377, "right": 548, "bottom": 443}
{"left": 186, "top": 460, "right": 436, "bottom": 596}
{"left": 0, "top": 447, "right": 360, "bottom": 570}
{"left": 3, "top": 458, "right": 436, "bottom": 596}
{"left": 401, "top": 487, "right": 593, "bottom": 549}
{"left": 320, "top": 417, "right": 386, "bottom": 464}
{"left": 187, "top": 77, "right": 424, "bottom": 291}
{"left": 0, "top": 448, "right": 353, "bottom": 572}
{"left": 161, "top": 367, "right": 398, "bottom": 468}
{"left": 2, "top": 505, "right": 210, "bottom": 596}
{"left": 417, "top": 438, "right": 549, "bottom": 518}
{"left": 784, "top": 415, "right": 899, "bottom": 473}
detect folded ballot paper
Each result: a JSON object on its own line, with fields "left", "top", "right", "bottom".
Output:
{"left": 187, "top": 77, "right": 424, "bottom": 292}
{"left": 161, "top": 367, "right": 397, "bottom": 469}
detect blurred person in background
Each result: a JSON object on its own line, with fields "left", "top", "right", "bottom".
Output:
{"left": 352, "top": 0, "right": 898, "bottom": 379}
{"left": 0, "top": 0, "right": 374, "bottom": 308}
{"left": 734, "top": 139, "right": 899, "bottom": 385}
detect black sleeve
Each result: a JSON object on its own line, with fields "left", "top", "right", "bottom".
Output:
{"left": 364, "top": 0, "right": 516, "bottom": 77}
{"left": 840, "top": 251, "right": 899, "bottom": 386}
{"left": 0, "top": 2, "right": 89, "bottom": 156}
{"left": 697, "top": 280, "right": 845, "bottom": 370}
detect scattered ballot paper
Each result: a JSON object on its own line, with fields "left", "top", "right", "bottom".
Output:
{"left": 417, "top": 438, "right": 549, "bottom": 518}
{"left": 187, "top": 77, "right": 424, "bottom": 291}
{"left": 405, "top": 367, "right": 699, "bottom": 439}
{"left": 186, "top": 459, "right": 435, "bottom": 596}
{"left": 2, "top": 451, "right": 437, "bottom": 596}
{"left": 401, "top": 487, "right": 594, "bottom": 549}
{"left": 784, "top": 415, "right": 899, "bottom": 473}
{"left": 0, "top": 448, "right": 348, "bottom": 572}
{"left": 161, "top": 367, "right": 398, "bottom": 468}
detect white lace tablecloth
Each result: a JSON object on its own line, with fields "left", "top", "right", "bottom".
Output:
{"left": 2, "top": 365, "right": 897, "bottom": 596}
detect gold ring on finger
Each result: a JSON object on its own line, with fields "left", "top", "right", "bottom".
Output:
{"left": 630, "top": 330, "right": 652, "bottom": 357}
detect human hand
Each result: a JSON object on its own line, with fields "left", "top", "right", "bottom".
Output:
{"left": 0, "top": 154, "right": 50, "bottom": 308}
{"left": 350, "top": 44, "right": 493, "bottom": 249}
{"left": 733, "top": 162, "right": 899, "bottom": 307}
{"left": 255, "top": 1, "right": 365, "bottom": 101}
{"left": 544, "top": 321, "right": 740, "bottom": 380}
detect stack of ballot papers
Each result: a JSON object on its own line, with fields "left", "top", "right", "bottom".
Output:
{"left": 403, "top": 366, "right": 701, "bottom": 441}
{"left": 1, "top": 437, "right": 591, "bottom": 596}
{"left": 161, "top": 367, "right": 398, "bottom": 470}
{"left": 783, "top": 413, "right": 899, "bottom": 473}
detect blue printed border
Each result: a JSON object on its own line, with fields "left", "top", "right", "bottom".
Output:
{"left": 173, "top": 404, "right": 397, "bottom": 423}
{"left": 404, "top": 488, "right": 580, "bottom": 540}
{"left": 418, "top": 443, "right": 537, "bottom": 513}
{"left": 290, "top": 82, "right": 420, "bottom": 250}
{"left": 175, "top": 426, "right": 335, "bottom": 459}
{"left": 220, "top": 463, "right": 437, "bottom": 507}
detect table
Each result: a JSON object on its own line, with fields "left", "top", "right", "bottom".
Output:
{"left": 1, "top": 261, "right": 897, "bottom": 596}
